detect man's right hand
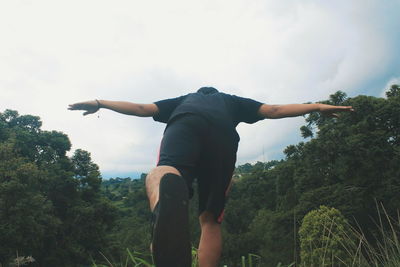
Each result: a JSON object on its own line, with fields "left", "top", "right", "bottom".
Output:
{"left": 68, "top": 100, "right": 100, "bottom": 116}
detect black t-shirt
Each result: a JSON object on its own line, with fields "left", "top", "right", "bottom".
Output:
{"left": 153, "top": 91, "right": 264, "bottom": 129}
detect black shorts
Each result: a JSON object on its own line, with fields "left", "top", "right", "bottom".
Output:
{"left": 157, "top": 114, "right": 238, "bottom": 223}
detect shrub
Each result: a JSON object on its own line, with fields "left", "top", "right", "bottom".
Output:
{"left": 299, "top": 206, "right": 351, "bottom": 266}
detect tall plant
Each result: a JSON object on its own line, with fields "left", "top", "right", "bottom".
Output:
{"left": 299, "top": 206, "right": 351, "bottom": 266}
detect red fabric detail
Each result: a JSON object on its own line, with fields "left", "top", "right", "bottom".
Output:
{"left": 217, "top": 210, "right": 225, "bottom": 223}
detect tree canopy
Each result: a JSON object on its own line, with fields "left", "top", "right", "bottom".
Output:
{"left": 1, "top": 85, "right": 399, "bottom": 266}
{"left": 0, "top": 110, "right": 116, "bottom": 266}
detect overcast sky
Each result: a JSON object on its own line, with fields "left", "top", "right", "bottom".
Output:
{"left": 1, "top": 0, "right": 399, "bottom": 178}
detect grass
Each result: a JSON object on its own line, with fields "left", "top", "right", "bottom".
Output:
{"left": 92, "top": 249, "right": 153, "bottom": 267}
{"left": 300, "top": 203, "right": 400, "bottom": 267}
{"left": 342, "top": 203, "right": 400, "bottom": 267}
{"left": 91, "top": 248, "right": 294, "bottom": 267}
{"left": 92, "top": 204, "right": 399, "bottom": 267}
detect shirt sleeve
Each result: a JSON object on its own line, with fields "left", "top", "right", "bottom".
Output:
{"left": 152, "top": 95, "right": 187, "bottom": 123}
{"left": 231, "top": 95, "right": 264, "bottom": 124}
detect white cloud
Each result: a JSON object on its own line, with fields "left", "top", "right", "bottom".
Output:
{"left": 1, "top": 0, "right": 399, "bottom": 175}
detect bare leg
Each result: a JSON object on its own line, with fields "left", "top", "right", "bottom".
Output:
{"left": 145, "top": 165, "right": 181, "bottom": 211}
{"left": 198, "top": 211, "right": 222, "bottom": 267}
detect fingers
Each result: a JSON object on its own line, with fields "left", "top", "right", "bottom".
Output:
{"left": 68, "top": 103, "right": 83, "bottom": 110}
{"left": 329, "top": 106, "right": 354, "bottom": 113}
{"left": 82, "top": 108, "right": 99, "bottom": 116}
{"left": 68, "top": 104, "right": 77, "bottom": 110}
{"left": 68, "top": 101, "right": 95, "bottom": 110}
{"left": 319, "top": 104, "right": 354, "bottom": 114}
{"left": 339, "top": 106, "right": 354, "bottom": 112}
{"left": 68, "top": 101, "right": 98, "bottom": 116}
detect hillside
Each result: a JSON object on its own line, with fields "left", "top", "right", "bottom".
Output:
{"left": 1, "top": 86, "right": 399, "bottom": 266}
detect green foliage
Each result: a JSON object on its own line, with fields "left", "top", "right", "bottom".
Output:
{"left": 299, "top": 206, "right": 351, "bottom": 266}
{"left": 93, "top": 249, "right": 292, "bottom": 267}
{"left": 1, "top": 84, "right": 400, "bottom": 266}
{"left": 341, "top": 203, "right": 400, "bottom": 267}
{"left": 0, "top": 109, "right": 116, "bottom": 266}
{"left": 100, "top": 175, "right": 153, "bottom": 263}
{"left": 0, "top": 141, "right": 60, "bottom": 264}
{"left": 222, "top": 85, "right": 400, "bottom": 266}
{"left": 385, "top": 84, "right": 400, "bottom": 98}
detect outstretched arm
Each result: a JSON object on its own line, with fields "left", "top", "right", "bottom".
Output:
{"left": 258, "top": 103, "right": 354, "bottom": 119}
{"left": 68, "top": 100, "right": 159, "bottom": 117}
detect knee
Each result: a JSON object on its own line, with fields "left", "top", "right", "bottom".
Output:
{"left": 199, "top": 211, "right": 219, "bottom": 228}
{"left": 146, "top": 165, "right": 181, "bottom": 186}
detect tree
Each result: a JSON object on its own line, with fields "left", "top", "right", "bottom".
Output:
{"left": 220, "top": 86, "right": 400, "bottom": 265}
{"left": 385, "top": 84, "right": 400, "bottom": 98}
{"left": 0, "top": 109, "right": 116, "bottom": 266}
{"left": 0, "top": 141, "right": 60, "bottom": 265}
{"left": 71, "top": 149, "right": 102, "bottom": 200}
{"left": 299, "top": 206, "right": 351, "bottom": 267}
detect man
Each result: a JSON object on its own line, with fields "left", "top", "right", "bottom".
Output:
{"left": 69, "top": 87, "right": 353, "bottom": 267}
